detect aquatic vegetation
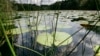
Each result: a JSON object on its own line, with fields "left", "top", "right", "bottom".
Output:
{"left": 0, "top": 0, "right": 99, "bottom": 56}
{"left": 13, "top": 15, "right": 22, "bottom": 19}
{"left": 96, "top": 53, "right": 100, "bottom": 56}
{"left": 93, "top": 45, "right": 100, "bottom": 56}
{"left": 80, "top": 21, "right": 100, "bottom": 29}
{"left": 8, "top": 25, "right": 51, "bottom": 34}
{"left": 93, "top": 45, "right": 100, "bottom": 53}
{"left": 52, "top": 32, "right": 73, "bottom": 46}
{"left": 78, "top": 21, "right": 89, "bottom": 25}
{"left": 14, "top": 44, "right": 44, "bottom": 56}
{"left": 0, "top": 52, "right": 2, "bottom": 56}
{"left": 0, "top": 17, "right": 16, "bottom": 56}
{"left": 90, "top": 14, "right": 96, "bottom": 16}
{"left": 36, "top": 32, "right": 73, "bottom": 46}
{"left": 1, "top": 10, "right": 100, "bottom": 56}
{"left": 0, "top": 0, "right": 16, "bottom": 55}
{"left": 91, "top": 22, "right": 100, "bottom": 26}
{"left": 71, "top": 17, "right": 86, "bottom": 22}
{"left": 37, "top": 33, "right": 53, "bottom": 46}
{"left": 8, "top": 28, "right": 29, "bottom": 34}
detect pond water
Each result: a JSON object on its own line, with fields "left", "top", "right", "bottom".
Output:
{"left": 13, "top": 10, "right": 100, "bottom": 56}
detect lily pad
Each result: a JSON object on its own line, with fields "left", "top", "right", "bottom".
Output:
{"left": 31, "top": 25, "right": 50, "bottom": 30}
{"left": 95, "top": 53, "right": 100, "bottom": 56}
{"left": 93, "top": 45, "right": 100, "bottom": 53}
{"left": 8, "top": 25, "right": 50, "bottom": 34}
{"left": 78, "top": 21, "right": 89, "bottom": 25}
{"left": 9, "top": 28, "right": 29, "bottom": 34}
{"left": 37, "top": 33, "right": 53, "bottom": 46}
{"left": 36, "top": 32, "right": 73, "bottom": 47}
{"left": 52, "top": 32, "right": 73, "bottom": 46}
{"left": 91, "top": 22, "right": 100, "bottom": 26}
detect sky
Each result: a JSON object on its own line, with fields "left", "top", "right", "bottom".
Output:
{"left": 15, "top": 0, "right": 62, "bottom": 5}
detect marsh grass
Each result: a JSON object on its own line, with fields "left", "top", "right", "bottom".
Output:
{"left": 0, "top": 19, "right": 16, "bottom": 56}
{"left": 0, "top": 0, "right": 16, "bottom": 56}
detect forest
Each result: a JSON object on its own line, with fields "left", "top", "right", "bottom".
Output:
{"left": 13, "top": 0, "right": 100, "bottom": 11}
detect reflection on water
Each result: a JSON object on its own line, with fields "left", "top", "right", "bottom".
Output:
{"left": 14, "top": 10, "right": 100, "bottom": 56}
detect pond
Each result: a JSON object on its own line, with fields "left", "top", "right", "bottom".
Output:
{"left": 13, "top": 10, "right": 100, "bottom": 56}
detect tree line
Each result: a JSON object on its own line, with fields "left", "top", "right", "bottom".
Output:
{"left": 13, "top": 0, "right": 100, "bottom": 11}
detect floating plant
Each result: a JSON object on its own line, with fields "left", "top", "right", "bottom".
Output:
{"left": 71, "top": 17, "right": 86, "bottom": 22}
{"left": 78, "top": 21, "right": 89, "bottom": 25}
{"left": 93, "top": 45, "right": 100, "bottom": 53}
{"left": 51, "top": 32, "right": 73, "bottom": 46}
{"left": 36, "top": 33, "right": 53, "bottom": 46}
{"left": 13, "top": 15, "right": 22, "bottom": 19}
{"left": 90, "top": 22, "right": 100, "bottom": 26}
{"left": 8, "top": 28, "right": 29, "bottom": 34}
{"left": 93, "top": 45, "right": 100, "bottom": 56}
{"left": 7, "top": 25, "right": 51, "bottom": 34}
{"left": 36, "top": 32, "right": 73, "bottom": 47}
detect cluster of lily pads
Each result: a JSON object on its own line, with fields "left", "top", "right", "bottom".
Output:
{"left": 8, "top": 24, "right": 72, "bottom": 34}
{"left": 7, "top": 24, "right": 73, "bottom": 47}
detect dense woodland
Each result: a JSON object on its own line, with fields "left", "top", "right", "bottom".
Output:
{"left": 12, "top": 0, "right": 100, "bottom": 11}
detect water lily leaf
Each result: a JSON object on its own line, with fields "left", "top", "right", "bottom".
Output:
{"left": 36, "top": 32, "right": 73, "bottom": 47}
{"left": 95, "top": 53, "right": 100, "bottom": 56}
{"left": 91, "top": 22, "right": 100, "bottom": 26}
{"left": 78, "top": 21, "right": 88, "bottom": 25}
{"left": 52, "top": 32, "right": 73, "bottom": 46}
{"left": 93, "top": 45, "right": 100, "bottom": 53}
{"left": 31, "top": 25, "right": 50, "bottom": 30}
{"left": 8, "top": 25, "right": 50, "bottom": 34}
{"left": 37, "top": 33, "right": 53, "bottom": 46}
{"left": 9, "top": 28, "right": 29, "bottom": 34}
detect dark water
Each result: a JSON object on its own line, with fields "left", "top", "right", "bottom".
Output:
{"left": 14, "top": 10, "right": 100, "bottom": 56}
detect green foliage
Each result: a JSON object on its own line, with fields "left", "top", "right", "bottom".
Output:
{"left": 0, "top": 0, "right": 16, "bottom": 56}
{"left": 0, "top": 52, "right": 2, "bottom": 56}
{"left": 93, "top": 45, "right": 100, "bottom": 53}
{"left": 11, "top": 0, "right": 100, "bottom": 10}
{"left": 0, "top": 0, "right": 13, "bottom": 12}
